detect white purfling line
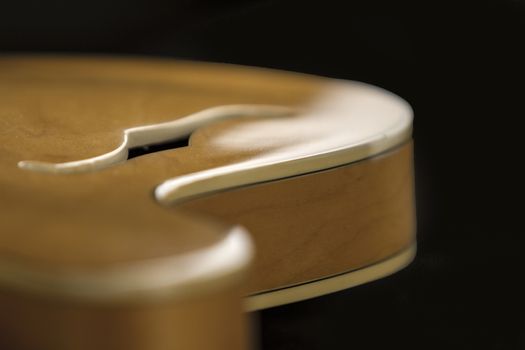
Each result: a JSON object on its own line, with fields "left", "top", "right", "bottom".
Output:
{"left": 244, "top": 243, "right": 417, "bottom": 311}
{"left": 154, "top": 125, "right": 412, "bottom": 205}
{"left": 17, "top": 104, "right": 296, "bottom": 174}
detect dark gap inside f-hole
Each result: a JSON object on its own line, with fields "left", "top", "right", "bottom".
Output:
{"left": 127, "top": 136, "right": 190, "bottom": 160}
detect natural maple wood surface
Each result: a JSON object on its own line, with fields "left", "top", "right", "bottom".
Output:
{"left": 181, "top": 143, "right": 415, "bottom": 294}
{"left": 0, "top": 56, "right": 320, "bottom": 267}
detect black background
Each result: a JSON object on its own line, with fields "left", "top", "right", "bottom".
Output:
{"left": 2, "top": 1, "right": 524, "bottom": 349}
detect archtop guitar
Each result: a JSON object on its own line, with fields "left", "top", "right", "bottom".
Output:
{"left": 0, "top": 56, "right": 415, "bottom": 350}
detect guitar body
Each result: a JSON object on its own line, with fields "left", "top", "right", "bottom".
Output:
{"left": 0, "top": 56, "right": 415, "bottom": 349}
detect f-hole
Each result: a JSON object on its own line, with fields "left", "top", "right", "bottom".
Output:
{"left": 17, "top": 105, "right": 295, "bottom": 174}
{"left": 127, "top": 136, "right": 191, "bottom": 160}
